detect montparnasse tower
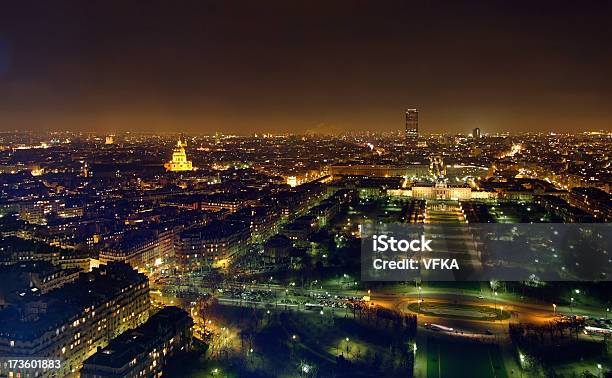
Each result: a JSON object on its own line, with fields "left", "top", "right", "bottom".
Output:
{"left": 164, "top": 137, "right": 193, "bottom": 172}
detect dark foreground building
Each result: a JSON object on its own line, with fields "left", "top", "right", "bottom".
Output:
{"left": 80, "top": 306, "right": 193, "bottom": 378}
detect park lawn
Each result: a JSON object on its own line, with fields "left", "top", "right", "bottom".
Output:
{"left": 427, "top": 337, "right": 508, "bottom": 378}
{"left": 195, "top": 303, "right": 415, "bottom": 377}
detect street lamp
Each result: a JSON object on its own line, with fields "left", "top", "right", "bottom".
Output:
{"left": 494, "top": 291, "right": 498, "bottom": 310}
{"left": 552, "top": 303, "right": 556, "bottom": 314}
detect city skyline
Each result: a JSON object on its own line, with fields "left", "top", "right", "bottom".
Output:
{"left": 1, "top": 1, "right": 611, "bottom": 134}
{"left": 0, "top": 129, "right": 610, "bottom": 377}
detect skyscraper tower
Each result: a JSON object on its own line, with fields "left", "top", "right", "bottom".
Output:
{"left": 405, "top": 109, "right": 418, "bottom": 139}
{"left": 472, "top": 127, "right": 481, "bottom": 139}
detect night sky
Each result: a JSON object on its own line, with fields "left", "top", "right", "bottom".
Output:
{"left": 0, "top": 1, "right": 611, "bottom": 134}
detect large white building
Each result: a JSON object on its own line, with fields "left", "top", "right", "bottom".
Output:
{"left": 388, "top": 182, "right": 494, "bottom": 200}
{"left": 164, "top": 138, "right": 193, "bottom": 172}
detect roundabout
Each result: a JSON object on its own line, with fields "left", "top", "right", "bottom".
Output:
{"left": 404, "top": 301, "right": 511, "bottom": 321}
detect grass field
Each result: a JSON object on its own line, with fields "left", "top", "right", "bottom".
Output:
{"left": 427, "top": 337, "right": 508, "bottom": 378}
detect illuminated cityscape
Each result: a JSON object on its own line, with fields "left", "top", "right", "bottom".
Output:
{"left": 0, "top": 1, "right": 611, "bottom": 378}
{"left": 0, "top": 128, "right": 610, "bottom": 377}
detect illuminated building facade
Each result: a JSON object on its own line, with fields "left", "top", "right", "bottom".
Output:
{"left": 81, "top": 306, "right": 193, "bottom": 378}
{"left": 175, "top": 221, "right": 250, "bottom": 269}
{"left": 200, "top": 197, "right": 245, "bottom": 213}
{"left": 411, "top": 182, "right": 473, "bottom": 200}
{"left": 164, "top": 138, "right": 193, "bottom": 172}
{"left": 0, "top": 262, "right": 150, "bottom": 377}
{"left": 100, "top": 228, "right": 175, "bottom": 270}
